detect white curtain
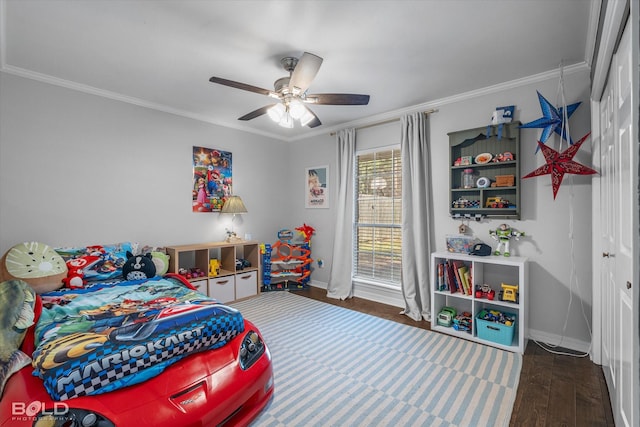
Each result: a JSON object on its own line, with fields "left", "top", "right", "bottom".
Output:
{"left": 400, "top": 113, "right": 433, "bottom": 321}
{"left": 327, "top": 128, "right": 356, "bottom": 300}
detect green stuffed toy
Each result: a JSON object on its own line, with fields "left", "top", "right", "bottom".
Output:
{"left": 0, "top": 279, "right": 36, "bottom": 397}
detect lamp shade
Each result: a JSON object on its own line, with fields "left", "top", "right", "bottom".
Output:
{"left": 221, "top": 196, "right": 248, "bottom": 214}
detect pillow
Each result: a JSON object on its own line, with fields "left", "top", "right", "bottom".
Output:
{"left": 0, "top": 242, "right": 67, "bottom": 293}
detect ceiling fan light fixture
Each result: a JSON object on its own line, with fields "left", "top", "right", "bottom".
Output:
{"left": 278, "top": 112, "right": 294, "bottom": 128}
{"left": 209, "top": 51, "right": 369, "bottom": 130}
{"left": 289, "top": 99, "right": 306, "bottom": 119}
{"left": 267, "top": 103, "right": 285, "bottom": 122}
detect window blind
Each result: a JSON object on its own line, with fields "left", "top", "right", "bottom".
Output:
{"left": 353, "top": 148, "right": 402, "bottom": 284}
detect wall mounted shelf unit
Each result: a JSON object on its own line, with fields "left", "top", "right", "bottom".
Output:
{"left": 449, "top": 122, "right": 521, "bottom": 219}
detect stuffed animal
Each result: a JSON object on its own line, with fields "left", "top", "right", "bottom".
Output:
{"left": 0, "top": 242, "right": 67, "bottom": 294}
{"left": 150, "top": 251, "right": 170, "bottom": 275}
{"left": 0, "top": 279, "right": 36, "bottom": 397}
{"left": 122, "top": 251, "right": 156, "bottom": 280}
{"left": 61, "top": 256, "right": 99, "bottom": 289}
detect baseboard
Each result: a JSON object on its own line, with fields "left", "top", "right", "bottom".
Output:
{"left": 309, "top": 280, "right": 405, "bottom": 308}
{"left": 527, "top": 328, "right": 592, "bottom": 357}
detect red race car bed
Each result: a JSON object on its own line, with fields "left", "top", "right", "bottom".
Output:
{"left": 1, "top": 275, "right": 273, "bottom": 427}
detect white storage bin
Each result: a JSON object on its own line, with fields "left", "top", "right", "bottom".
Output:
{"left": 190, "top": 279, "right": 208, "bottom": 295}
{"left": 208, "top": 275, "right": 235, "bottom": 303}
{"left": 235, "top": 270, "right": 258, "bottom": 300}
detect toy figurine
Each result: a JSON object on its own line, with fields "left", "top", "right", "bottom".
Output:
{"left": 489, "top": 223, "right": 525, "bottom": 257}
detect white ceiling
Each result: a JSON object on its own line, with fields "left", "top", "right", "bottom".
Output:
{"left": 1, "top": 0, "right": 597, "bottom": 141}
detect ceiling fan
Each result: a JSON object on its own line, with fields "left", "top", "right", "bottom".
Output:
{"left": 209, "top": 52, "right": 370, "bottom": 129}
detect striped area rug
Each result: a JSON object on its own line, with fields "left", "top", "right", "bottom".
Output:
{"left": 232, "top": 291, "right": 521, "bottom": 427}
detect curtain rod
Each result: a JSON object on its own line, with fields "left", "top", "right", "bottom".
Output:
{"left": 329, "top": 109, "right": 438, "bottom": 136}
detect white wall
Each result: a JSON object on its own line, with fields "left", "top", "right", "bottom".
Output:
{"left": 429, "top": 68, "right": 593, "bottom": 351}
{"left": 290, "top": 68, "right": 594, "bottom": 351}
{"left": 0, "top": 73, "right": 289, "bottom": 252}
{"left": 1, "top": 66, "right": 594, "bottom": 351}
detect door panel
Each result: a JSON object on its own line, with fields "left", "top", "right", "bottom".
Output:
{"left": 599, "top": 79, "right": 615, "bottom": 386}
{"left": 599, "top": 18, "right": 636, "bottom": 427}
{"left": 614, "top": 22, "right": 633, "bottom": 427}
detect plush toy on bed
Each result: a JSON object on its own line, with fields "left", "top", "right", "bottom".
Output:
{"left": 122, "top": 251, "right": 156, "bottom": 280}
{"left": 0, "top": 279, "right": 36, "bottom": 398}
{"left": 0, "top": 242, "right": 67, "bottom": 294}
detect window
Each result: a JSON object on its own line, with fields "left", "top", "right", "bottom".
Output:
{"left": 353, "top": 147, "right": 402, "bottom": 285}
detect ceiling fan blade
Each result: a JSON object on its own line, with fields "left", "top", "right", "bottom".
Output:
{"left": 305, "top": 93, "right": 370, "bottom": 105}
{"left": 209, "top": 76, "right": 274, "bottom": 97}
{"left": 289, "top": 52, "right": 323, "bottom": 94}
{"left": 238, "top": 104, "right": 276, "bottom": 121}
{"left": 302, "top": 107, "right": 322, "bottom": 128}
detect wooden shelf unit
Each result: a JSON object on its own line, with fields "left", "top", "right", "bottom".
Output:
{"left": 430, "top": 251, "right": 528, "bottom": 353}
{"left": 166, "top": 241, "right": 261, "bottom": 303}
{"left": 448, "top": 122, "right": 521, "bottom": 219}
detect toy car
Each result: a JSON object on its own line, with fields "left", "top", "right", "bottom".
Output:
{"left": 236, "top": 258, "right": 251, "bottom": 270}
{"left": 499, "top": 282, "right": 519, "bottom": 303}
{"left": 474, "top": 283, "right": 496, "bottom": 300}
{"left": 437, "top": 306, "right": 457, "bottom": 327}
{"left": 453, "top": 312, "right": 473, "bottom": 332}
{"left": 485, "top": 197, "right": 511, "bottom": 208}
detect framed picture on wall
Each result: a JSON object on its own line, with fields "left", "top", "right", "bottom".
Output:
{"left": 306, "top": 165, "right": 329, "bottom": 209}
{"left": 192, "top": 146, "right": 232, "bottom": 212}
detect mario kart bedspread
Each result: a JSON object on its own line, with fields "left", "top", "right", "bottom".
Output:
{"left": 31, "top": 276, "right": 244, "bottom": 401}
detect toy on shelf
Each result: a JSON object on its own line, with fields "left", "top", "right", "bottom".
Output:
{"left": 453, "top": 312, "right": 473, "bottom": 332}
{"left": 489, "top": 223, "right": 525, "bottom": 256}
{"left": 209, "top": 259, "right": 220, "bottom": 277}
{"left": 499, "top": 283, "right": 519, "bottom": 303}
{"left": 452, "top": 198, "right": 480, "bottom": 209}
{"left": 485, "top": 197, "right": 513, "bottom": 208}
{"left": 437, "top": 306, "right": 457, "bottom": 327}
{"left": 478, "top": 309, "right": 516, "bottom": 327}
{"left": 492, "top": 151, "right": 515, "bottom": 162}
{"left": 474, "top": 283, "right": 496, "bottom": 300}
{"left": 486, "top": 105, "right": 515, "bottom": 140}
{"left": 177, "top": 267, "right": 205, "bottom": 280}
{"left": 492, "top": 175, "right": 515, "bottom": 187}
{"left": 236, "top": 258, "right": 251, "bottom": 270}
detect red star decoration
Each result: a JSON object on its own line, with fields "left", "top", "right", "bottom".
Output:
{"left": 523, "top": 132, "right": 597, "bottom": 199}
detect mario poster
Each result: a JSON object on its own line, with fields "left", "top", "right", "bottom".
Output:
{"left": 192, "top": 146, "right": 232, "bottom": 212}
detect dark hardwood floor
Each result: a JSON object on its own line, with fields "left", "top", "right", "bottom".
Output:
{"left": 295, "top": 286, "right": 615, "bottom": 427}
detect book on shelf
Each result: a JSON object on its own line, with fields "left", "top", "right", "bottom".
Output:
{"left": 452, "top": 260, "right": 471, "bottom": 295}
{"left": 464, "top": 270, "right": 472, "bottom": 295}
{"left": 437, "top": 263, "right": 445, "bottom": 291}
{"left": 458, "top": 265, "right": 470, "bottom": 295}
{"left": 446, "top": 260, "right": 458, "bottom": 293}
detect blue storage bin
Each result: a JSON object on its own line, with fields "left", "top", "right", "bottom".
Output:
{"left": 476, "top": 310, "right": 516, "bottom": 346}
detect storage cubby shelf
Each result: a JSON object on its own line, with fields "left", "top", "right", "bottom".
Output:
{"left": 166, "top": 241, "right": 261, "bottom": 303}
{"left": 430, "top": 251, "right": 528, "bottom": 353}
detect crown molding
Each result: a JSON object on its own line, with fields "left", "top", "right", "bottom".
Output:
{"left": 296, "top": 61, "right": 590, "bottom": 142}
{"left": 1, "top": 58, "right": 590, "bottom": 144}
